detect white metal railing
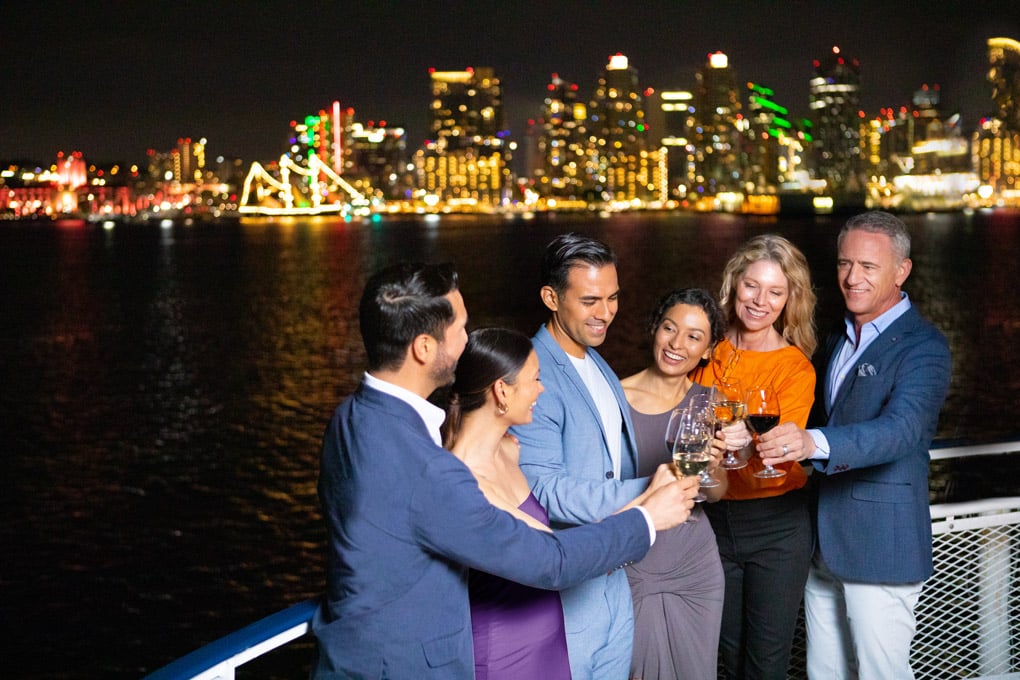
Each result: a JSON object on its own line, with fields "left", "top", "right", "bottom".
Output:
{"left": 785, "top": 440, "right": 1020, "bottom": 679}
{"left": 145, "top": 442, "right": 1020, "bottom": 680}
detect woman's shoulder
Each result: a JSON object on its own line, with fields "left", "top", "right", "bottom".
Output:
{"left": 498, "top": 432, "right": 521, "bottom": 464}
{"left": 620, "top": 369, "right": 647, "bottom": 392}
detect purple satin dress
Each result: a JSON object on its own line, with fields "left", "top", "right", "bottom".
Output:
{"left": 469, "top": 493, "right": 572, "bottom": 680}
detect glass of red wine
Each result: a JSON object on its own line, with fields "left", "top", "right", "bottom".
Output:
{"left": 746, "top": 385, "right": 785, "bottom": 479}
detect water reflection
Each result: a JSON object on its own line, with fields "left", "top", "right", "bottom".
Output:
{"left": 2, "top": 210, "right": 1018, "bottom": 678}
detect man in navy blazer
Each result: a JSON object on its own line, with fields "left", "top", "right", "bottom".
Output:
{"left": 759, "top": 211, "right": 951, "bottom": 679}
{"left": 511, "top": 234, "right": 650, "bottom": 680}
{"left": 311, "top": 261, "right": 697, "bottom": 680}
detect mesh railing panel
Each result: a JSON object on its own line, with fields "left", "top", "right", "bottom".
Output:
{"left": 914, "top": 511, "right": 1019, "bottom": 679}
{"left": 780, "top": 505, "right": 1020, "bottom": 679}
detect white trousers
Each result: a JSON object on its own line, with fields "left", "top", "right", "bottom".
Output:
{"left": 804, "top": 557, "right": 923, "bottom": 679}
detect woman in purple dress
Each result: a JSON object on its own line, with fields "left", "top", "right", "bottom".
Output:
{"left": 443, "top": 328, "right": 672, "bottom": 679}
{"left": 441, "top": 327, "right": 569, "bottom": 679}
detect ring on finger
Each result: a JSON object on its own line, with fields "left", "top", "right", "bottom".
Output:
{"left": 782, "top": 444, "right": 790, "bottom": 456}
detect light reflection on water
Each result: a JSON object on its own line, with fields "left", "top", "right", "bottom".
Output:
{"left": 1, "top": 210, "right": 1018, "bottom": 678}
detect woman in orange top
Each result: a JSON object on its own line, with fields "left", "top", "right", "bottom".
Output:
{"left": 691, "top": 234, "right": 817, "bottom": 680}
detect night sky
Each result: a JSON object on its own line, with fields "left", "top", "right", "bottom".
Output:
{"left": 2, "top": 1, "right": 1017, "bottom": 165}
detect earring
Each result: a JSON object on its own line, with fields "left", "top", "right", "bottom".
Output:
{"left": 496, "top": 402, "right": 509, "bottom": 416}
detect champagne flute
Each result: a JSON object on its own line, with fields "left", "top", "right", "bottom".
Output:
{"left": 712, "top": 378, "right": 748, "bottom": 470}
{"left": 746, "top": 385, "right": 785, "bottom": 479}
{"left": 672, "top": 407, "right": 712, "bottom": 502}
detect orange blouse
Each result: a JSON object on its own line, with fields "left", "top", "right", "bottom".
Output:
{"left": 691, "top": 337, "right": 816, "bottom": 500}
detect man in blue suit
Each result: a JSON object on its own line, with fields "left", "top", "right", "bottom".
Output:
{"left": 512, "top": 234, "right": 650, "bottom": 680}
{"left": 759, "top": 211, "right": 951, "bottom": 679}
{"left": 312, "top": 261, "right": 697, "bottom": 680}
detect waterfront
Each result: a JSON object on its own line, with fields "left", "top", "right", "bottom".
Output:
{"left": 2, "top": 210, "right": 1019, "bottom": 678}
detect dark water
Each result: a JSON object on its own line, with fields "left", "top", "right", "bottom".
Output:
{"left": 2, "top": 210, "right": 1019, "bottom": 678}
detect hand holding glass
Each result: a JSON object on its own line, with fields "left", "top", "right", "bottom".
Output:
{"left": 671, "top": 407, "right": 712, "bottom": 502}
{"left": 746, "top": 385, "right": 785, "bottom": 479}
{"left": 711, "top": 379, "right": 748, "bottom": 470}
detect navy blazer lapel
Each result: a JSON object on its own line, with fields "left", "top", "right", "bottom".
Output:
{"left": 816, "top": 327, "right": 845, "bottom": 420}
{"left": 828, "top": 307, "right": 919, "bottom": 414}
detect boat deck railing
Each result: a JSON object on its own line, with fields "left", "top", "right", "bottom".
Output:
{"left": 144, "top": 440, "right": 1020, "bottom": 680}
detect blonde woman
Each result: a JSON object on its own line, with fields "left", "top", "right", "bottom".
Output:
{"left": 691, "top": 234, "right": 817, "bottom": 679}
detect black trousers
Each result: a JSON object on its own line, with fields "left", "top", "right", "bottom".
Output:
{"left": 704, "top": 488, "right": 813, "bottom": 680}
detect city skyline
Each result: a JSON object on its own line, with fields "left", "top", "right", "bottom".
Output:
{"left": 2, "top": 1, "right": 1017, "bottom": 164}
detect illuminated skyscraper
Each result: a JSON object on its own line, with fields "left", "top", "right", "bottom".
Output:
{"left": 988, "top": 37, "right": 1020, "bottom": 132}
{"left": 974, "top": 37, "right": 1020, "bottom": 197}
{"left": 655, "top": 90, "right": 697, "bottom": 201}
{"left": 532, "top": 73, "right": 590, "bottom": 201}
{"left": 809, "top": 46, "right": 863, "bottom": 194}
{"left": 175, "top": 137, "right": 206, "bottom": 184}
{"left": 344, "top": 121, "right": 411, "bottom": 201}
{"left": 693, "top": 51, "right": 745, "bottom": 197}
{"left": 423, "top": 67, "right": 510, "bottom": 208}
{"left": 588, "top": 53, "right": 651, "bottom": 202}
{"left": 745, "top": 82, "right": 809, "bottom": 191}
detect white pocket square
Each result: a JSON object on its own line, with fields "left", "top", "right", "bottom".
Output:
{"left": 857, "top": 363, "right": 877, "bottom": 377}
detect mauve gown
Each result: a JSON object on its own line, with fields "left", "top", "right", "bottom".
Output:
{"left": 469, "top": 492, "right": 572, "bottom": 680}
{"left": 626, "top": 385, "right": 725, "bottom": 680}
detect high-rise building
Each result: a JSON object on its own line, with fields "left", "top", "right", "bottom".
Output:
{"left": 693, "top": 51, "right": 745, "bottom": 197}
{"left": 809, "top": 46, "right": 864, "bottom": 195}
{"left": 345, "top": 121, "right": 412, "bottom": 201}
{"left": 988, "top": 37, "right": 1020, "bottom": 132}
{"left": 423, "top": 67, "right": 510, "bottom": 209}
{"left": 655, "top": 90, "right": 697, "bottom": 201}
{"left": 975, "top": 37, "right": 1020, "bottom": 198}
{"left": 532, "top": 73, "right": 590, "bottom": 201}
{"left": 587, "top": 53, "right": 651, "bottom": 202}
{"left": 745, "top": 82, "right": 811, "bottom": 192}
{"left": 175, "top": 137, "right": 206, "bottom": 184}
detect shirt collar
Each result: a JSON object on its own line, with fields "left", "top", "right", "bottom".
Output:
{"left": 363, "top": 372, "right": 446, "bottom": 446}
{"left": 843, "top": 291, "right": 912, "bottom": 344}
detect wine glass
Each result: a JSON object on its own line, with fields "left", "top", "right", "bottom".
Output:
{"left": 672, "top": 407, "right": 712, "bottom": 502}
{"left": 686, "top": 392, "right": 720, "bottom": 489}
{"left": 711, "top": 378, "right": 748, "bottom": 470}
{"left": 664, "top": 406, "right": 686, "bottom": 459}
{"left": 746, "top": 385, "right": 785, "bottom": 479}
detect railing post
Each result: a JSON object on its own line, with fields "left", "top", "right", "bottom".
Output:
{"left": 978, "top": 519, "right": 1012, "bottom": 675}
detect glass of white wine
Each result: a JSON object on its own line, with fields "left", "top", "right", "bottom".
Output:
{"left": 672, "top": 407, "right": 712, "bottom": 502}
{"left": 712, "top": 378, "right": 748, "bottom": 470}
{"left": 687, "top": 391, "right": 720, "bottom": 489}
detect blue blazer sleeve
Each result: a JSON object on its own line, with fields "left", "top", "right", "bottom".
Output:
{"left": 512, "top": 326, "right": 647, "bottom": 525}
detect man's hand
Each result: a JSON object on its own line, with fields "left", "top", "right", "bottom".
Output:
{"left": 758, "top": 422, "right": 814, "bottom": 466}
{"left": 647, "top": 461, "right": 680, "bottom": 492}
{"left": 638, "top": 475, "right": 699, "bottom": 531}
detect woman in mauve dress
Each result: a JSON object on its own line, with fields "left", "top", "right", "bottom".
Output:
{"left": 621, "top": 289, "right": 731, "bottom": 680}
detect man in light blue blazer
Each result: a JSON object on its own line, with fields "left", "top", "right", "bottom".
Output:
{"left": 312, "top": 261, "right": 697, "bottom": 680}
{"left": 512, "top": 234, "right": 651, "bottom": 680}
{"left": 759, "top": 211, "right": 951, "bottom": 679}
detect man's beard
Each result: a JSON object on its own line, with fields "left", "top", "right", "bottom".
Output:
{"left": 429, "top": 343, "right": 457, "bottom": 386}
